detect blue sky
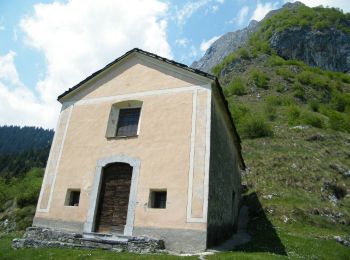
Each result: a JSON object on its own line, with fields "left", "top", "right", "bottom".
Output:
{"left": 0, "top": 0, "right": 349, "bottom": 128}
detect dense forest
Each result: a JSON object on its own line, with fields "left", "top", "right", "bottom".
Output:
{"left": 0, "top": 126, "right": 53, "bottom": 155}
{"left": 0, "top": 126, "right": 53, "bottom": 179}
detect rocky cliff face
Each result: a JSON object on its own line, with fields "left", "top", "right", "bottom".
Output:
{"left": 191, "top": 20, "right": 259, "bottom": 73}
{"left": 270, "top": 27, "right": 350, "bottom": 73}
{"left": 192, "top": 2, "right": 350, "bottom": 74}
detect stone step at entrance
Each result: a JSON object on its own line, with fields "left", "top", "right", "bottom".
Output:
{"left": 13, "top": 227, "right": 165, "bottom": 253}
{"left": 82, "top": 231, "right": 129, "bottom": 242}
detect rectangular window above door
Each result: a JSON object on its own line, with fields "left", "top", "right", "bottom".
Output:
{"left": 116, "top": 107, "right": 141, "bottom": 137}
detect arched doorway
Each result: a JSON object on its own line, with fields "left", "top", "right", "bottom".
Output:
{"left": 94, "top": 162, "right": 133, "bottom": 234}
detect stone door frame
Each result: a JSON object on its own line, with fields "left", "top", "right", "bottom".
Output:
{"left": 83, "top": 155, "right": 140, "bottom": 236}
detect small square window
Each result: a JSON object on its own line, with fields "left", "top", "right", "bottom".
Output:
{"left": 149, "top": 190, "right": 167, "bottom": 209}
{"left": 65, "top": 189, "right": 80, "bottom": 206}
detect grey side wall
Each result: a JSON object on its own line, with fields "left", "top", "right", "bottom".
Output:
{"left": 207, "top": 88, "right": 241, "bottom": 247}
{"left": 133, "top": 227, "right": 206, "bottom": 253}
{"left": 33, "top": 217, "right": 84, "bottom": 232}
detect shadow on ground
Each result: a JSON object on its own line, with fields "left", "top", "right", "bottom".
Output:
{"left": 234, "top": 192, "right": 287, "bottom": 256}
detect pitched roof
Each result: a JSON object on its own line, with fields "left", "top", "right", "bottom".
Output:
{"left": 57, "top": 48, "right": 216, "bottom": 101}
{"left": 57, "top": 48, "right": 245, "bottom": 169}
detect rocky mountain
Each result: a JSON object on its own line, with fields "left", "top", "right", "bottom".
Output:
{"left": 191, "top": 20, "right": 259, "bottom": 72}
{"left": 192, "top": 1, "right": 350, "bottom": 74}
{"left": 270, "top": 21, "right": 350, "bottom": 73}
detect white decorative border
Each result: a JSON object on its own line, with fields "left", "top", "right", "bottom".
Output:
{"left": 186, "top": 88, "right": 197, "bottom": 222}
{"left": 37, "top": 104, "right": 73, "bottom": 212}
{"left": 186, "top": 84, "right": 212, "bottom": 223}
{"left": 75, "top": 85, "right": 203, "bottom": 106}
{"left": 83, "top": 155, "right": 141, "bottom": 236}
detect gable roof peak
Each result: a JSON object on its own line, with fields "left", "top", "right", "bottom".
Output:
{"left": 57, "top": 48, "right": 217, "bottom": 101}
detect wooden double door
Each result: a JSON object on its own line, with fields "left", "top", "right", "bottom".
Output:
{"left": 94, "top": 163, "right": 132, "bottom": 234}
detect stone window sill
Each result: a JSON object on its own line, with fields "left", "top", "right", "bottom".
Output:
{"left": 106, "top": 135, "right": 139, "bottom": 140}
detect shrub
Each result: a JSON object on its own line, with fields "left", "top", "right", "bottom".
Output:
{"left": 268, "top": 55, "right": 286, "bottom": 66}
{"left": 13, "top": 168, "right": 42, "bottom": 207}
{"left": 251, "top": 69, "right": 269, "bottom": 89}
{"left": 327, "top": 110, "right": 350, "bottom": 133}
{"left": 330, "top": 92, "right": 350, "bottom": 112}
{"left": 292, "top": 82, "right": 306, "bottom": 101}
{"left": 240, "top": 115, "right": 273, "bottom": 139}
{"left": 224, "top": 77, "right": 246, "bottom": 96}
{"left": 266, "top": 95, "right": 294, "bottom": 106}
{"left": 238, "top": 47, "right": 250, "bottom": 59}
{"left": 265, "top": 103, "right": 277, "bottom": 121}
{"left": 297, "top": 71, "right": 329, "bottom": 89}
{"left": 276, "top": 67, "right": 294, "bottom": 81}
{"left": 288, "top": 106, "right": 324, "bottom": 128}
{"left": 301, "top": 112, "right": 324, "bottom": 128}
{"left": 229, "top": 103, "right": 250, "bottom": 123}
{"left": 308, "top": 100, "right": 320, "bottom": 112}
{"left": 284, "top": 59, "right": 305, "bottom": 67}
{"left": 14, "top": 206, "right": 36, "bottom": 230}
{"left": 249, "top": 33, "right": 271, "bottom": 54}
{"left": 211, "top": 52, "right": 238, "bottom": 76}
{"left": 212, "top": 64, "right": 224, "bottom": 77}
{"left": 287, "top": 105, "right": 301, "bottom": 125}
{"left": 297, "top": 71, "right": 313, "bottom": 85}
{"left": 275, "top": 84, "right": 285, "bottom": 93}
{"left": 339, "top": 73, "right": 350, "bottom": 84}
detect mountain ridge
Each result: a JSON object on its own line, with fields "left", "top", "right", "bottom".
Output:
{"left": 192, "top": 1, "right": 350, "bottom": 74}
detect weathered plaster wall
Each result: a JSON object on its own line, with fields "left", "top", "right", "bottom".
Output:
{"left": 206, "top": 87, "right": 241, "bottom": 247}
{"left": 34, "top": 55, "right": 211, "bottom": 252}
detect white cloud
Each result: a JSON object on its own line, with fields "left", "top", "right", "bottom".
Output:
{"left": 174, "top": 0, "right": 226, "bottom": 25}
{"left": 0, "top": 51, "right": 21, "bottom": 85}
{"left": 212, "top": 5, "right": 219, "bottom": 13}
{"left": 0, "top": 0, "right": 172, "bottom": 128}
{"left": 237, "top": 6, "right": 249, "bottom": 25}
{"left": 174, "top": 0, "right": 210, "bottom": 25}
{"left": 200, "top": 35, "right": 221, "bottom": 52}
{"left": 175, "top": 38, "right": 189, "bottom": 47}
{"left": 0, "top": 51, "right": 51, "bottom": 127}
{"left": 285, "top": 0, "right": 350, "bottom": 12}
{"left": 251, "top": 1, "right": 279, "bottom": 21}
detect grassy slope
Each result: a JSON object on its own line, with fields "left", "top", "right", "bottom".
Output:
{"left": 209, "top": 3, "right": 350, "bottom": 259}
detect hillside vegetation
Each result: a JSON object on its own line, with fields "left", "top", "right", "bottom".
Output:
{"left": 0, "top": 127, "right": 52, "bottom": 233}
{"left": 210, "top": 3, "right": 350, "bottom": 259}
